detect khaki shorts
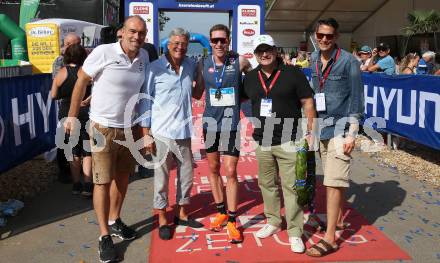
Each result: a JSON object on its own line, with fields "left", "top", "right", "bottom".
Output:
{"left": 89, "top": 122, "right": 137, "bottom": 184}
{"left": 319, "top": 137, "right": 352, "bottom": 188}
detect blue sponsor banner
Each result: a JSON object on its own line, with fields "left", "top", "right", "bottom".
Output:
{"left": 0, "top": 74, "right": 57, "bottom": 173}
{"left": 302, "top": 68, "right": 440, "bottom": 150}
{"left": 362, "top": 73, "right": 440, "bottom": 150}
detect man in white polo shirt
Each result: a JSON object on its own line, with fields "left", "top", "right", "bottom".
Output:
{"left": 65, "top": 15, "right": 149, "bottom": 262}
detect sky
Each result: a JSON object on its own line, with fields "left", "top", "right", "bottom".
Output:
{"left": 160, "top": 11, "right": 229, "bottom": 55}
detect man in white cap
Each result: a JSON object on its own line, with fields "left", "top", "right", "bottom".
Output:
{"left": 241, "top": 34, "right": 316, "bottom": 253}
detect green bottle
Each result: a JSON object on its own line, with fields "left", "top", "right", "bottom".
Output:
{"left": 294, "top": 140, "right": 316, "bottom": 208}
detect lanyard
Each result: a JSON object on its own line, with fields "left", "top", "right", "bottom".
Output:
{"left": 315, "top": 48, "right": 341, "bottom": 91}
{"left": 211, "top": 56, "right": 226, "bottom": 89}
{"left": 258, "top": 69, "right": 281, "bottom": 97}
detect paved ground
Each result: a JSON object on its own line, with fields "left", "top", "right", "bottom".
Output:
{"left": 0, "top": 148, "right": 439, "bottom": 263}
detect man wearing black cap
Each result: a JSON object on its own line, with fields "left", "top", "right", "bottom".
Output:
{"left": 241, "top": 34, "right": 316, "bottom": 253}
{"left": 367, "top": 42, "right": 395, "bottom": 75}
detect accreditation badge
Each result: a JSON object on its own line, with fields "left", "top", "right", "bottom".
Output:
{"left": 260, "top": 98, "right": 273, "bottom": 117}
{"left": 314, "top": 93, "right": 326, "bottom": 112}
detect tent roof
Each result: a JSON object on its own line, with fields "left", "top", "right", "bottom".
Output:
{"left": 265, "top": 0, "right": 390, "bottom": 33}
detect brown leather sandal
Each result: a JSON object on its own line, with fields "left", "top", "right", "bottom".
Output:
{"left": 306, "top": 239, "right": 338, "bottom": 257}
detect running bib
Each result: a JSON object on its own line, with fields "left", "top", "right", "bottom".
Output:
{"left": 209, "top": 87, "right": 235, "bottom": 107}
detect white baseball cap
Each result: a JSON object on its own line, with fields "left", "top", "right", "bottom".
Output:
{"left": 254, "top": 34, "right": 276, "bottom": 50}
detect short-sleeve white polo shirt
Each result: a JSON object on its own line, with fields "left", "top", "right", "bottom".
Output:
{"left": 82, "top": 42, "right": 149, "bottom": 128}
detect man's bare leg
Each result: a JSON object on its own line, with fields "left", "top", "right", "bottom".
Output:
{"left": 206, "top": 152, "right": 224, "bottom": 203}
{"left": 223, "top": 155, "right": 239, "bottom": 212}
{"left": 323, "top": 186, "right": 345, "bottom": 245}
{"left": 109, "top": 173, "right": 130, "bottom": 221}
{"left": 93, "top": 183, "right": 111, "bottom": 236}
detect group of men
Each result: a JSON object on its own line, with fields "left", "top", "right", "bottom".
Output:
{"left": 62, "top": 15, "right": 363, "bottom": 262}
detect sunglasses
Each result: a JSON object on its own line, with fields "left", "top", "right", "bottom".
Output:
{"left": 255, "top": 45, "right": 275, "bottom": 54}
{"left": 210, "top": 37, "right": 227, "bottom": 45}
{"left": 316, "top": 33, "right": 335, "bottom": 40}
{"left": 377, "top": 47, "right": 388, "bottom": 52}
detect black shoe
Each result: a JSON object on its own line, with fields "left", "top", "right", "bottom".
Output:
{"left": 81, "top": 182, "right": 93, "bottom": 198}
{"left": 98, "top": 235, "right": 118, "bottom": 263}
{"left": 109, "top": 218, "right": 136, "bottom": 240}
{"left": 174, "top": 216, "right": 204, "bottom": 228}
{"left": 72, "top": 182, "right": 83, "bottom": 195}
{"left": 158, "top": 225, "right": 173, "bottom": 240}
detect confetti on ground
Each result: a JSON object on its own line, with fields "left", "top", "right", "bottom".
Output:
{"left": 378, "top": 226, "right": 385, "bottom": 231}
{"left": 68, "top": 251, "right": 75, "bottom": 257}
{"left": 81, "top": 244, "right": 91, "bottom": 249}
{"left": 57, "top": 240, "right": 64, "bottom": 244}
{"left": 58, "top": 224, "right": 65, "bottom": 227}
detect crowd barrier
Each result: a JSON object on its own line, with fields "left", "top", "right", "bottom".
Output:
{"left": 303, "top": 68, "right": 440, "bottom": 150}
{"left": 0, "top": 70, "right": 439, "bottom": 173}
{"left": 0, "top": 74, "right": 57, "bottom": 173}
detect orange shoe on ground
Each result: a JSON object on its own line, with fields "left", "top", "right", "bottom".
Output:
{"left": 210, "top": 213, "right": 228, "bottom": 232}
{"left": 226, "top": 222, "right": 243, "bottom": 244}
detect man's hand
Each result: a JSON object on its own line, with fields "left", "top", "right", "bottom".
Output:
{"left": 305, "top": 133, "right": 314, "bottom": 151}
{"left": 143, "top": 134, "right": 156, "bottom": 156}
{"left": 63, "top": 117, "right": 77, "bottom": 135}
{"left": 343, "top": 135, "right": 356, "bottom": 155}
{"left": 80, "top": 96, "right": 91, "bottom": 107}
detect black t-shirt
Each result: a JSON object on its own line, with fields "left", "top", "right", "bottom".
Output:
{"left": 241, "top": 62, "right": 313, "bottom": 146}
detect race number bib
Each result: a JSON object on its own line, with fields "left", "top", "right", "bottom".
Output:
{"left": 209, "top": 87, "right": 235, "bottom": 107}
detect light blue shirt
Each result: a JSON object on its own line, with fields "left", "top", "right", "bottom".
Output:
{"left": 376, "top": 55, "right": 395, "bottom": 75}
{"left": 138, "top": 55, "right": 197, "bottom": 139}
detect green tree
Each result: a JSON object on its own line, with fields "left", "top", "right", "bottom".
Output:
{"left": 265, "top": 0, "right": 274, "bottom": 10}
{"left": 402, "top": 9, "right": 440, "bottom": 53}
{"left": 159, "top": 11, "right": 170, "bottom": 32}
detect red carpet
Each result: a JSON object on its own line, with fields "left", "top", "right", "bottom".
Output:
{"left": 148, "top": 99, "right": 411, "bottom": 262}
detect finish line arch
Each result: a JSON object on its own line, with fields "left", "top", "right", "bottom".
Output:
{"left": 124, "top": 0, "right": 265, "bottom": 63}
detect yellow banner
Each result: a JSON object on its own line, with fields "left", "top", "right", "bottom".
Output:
{"left": 25, "top": 23, "right": 60, "bottom": 73}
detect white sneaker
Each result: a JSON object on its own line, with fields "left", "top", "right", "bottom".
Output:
{"left": 289, "top": 236, "right": 305, "bottom": 253}
{"left": 256, "top": 224, "right": 281, "bottom": 239}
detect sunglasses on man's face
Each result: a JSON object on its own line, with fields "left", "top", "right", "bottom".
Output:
{"left": 255, "top": 46, "right": 275, "bottom": 54}
{"left": 316, "top": 33, "right": 335, "bottom": 40}
{"left": 210, "top": 38, "right": 227, "bottom": 45}
{"left": 377, "top": 47, "right": 388, "bottom": 52}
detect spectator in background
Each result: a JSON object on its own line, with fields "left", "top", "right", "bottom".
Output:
{"left": 51, "top": 44, "right": 93, "bottom": 197}
{"left": 399, "top": 53, "right": 419, "bottom": 74}
{"left": 52, "top": 33, "right": 81, "bottom": 184}
{"left": 52, "top": 33, "right": 81, "bottom": 78}
{"left": 434, "top": 52, "right": 440, "bottom": 75}
{"left": 295, "top": 51, "right": 310, "bottom": 68}
{"left": 290, "top": 51, "right": 297, "bottom": 65}
{"left": 417, "top": 51, "right": 435, "bottom": 75}
{"left": 355, "top": 45, "right": 372, "bottom": 71}
{"left": 282, "top": 53, "right": 292, "bottom": 65}
{"left": 367, "top": 42, "right": 395, "bottom": 75}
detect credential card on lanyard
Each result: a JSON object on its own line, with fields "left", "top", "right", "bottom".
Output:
{"left": 314, "top": 93, "right": 326, "bottom": 112}
{"left": 260, "top": 98, "right": 273, "bottom": 117}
